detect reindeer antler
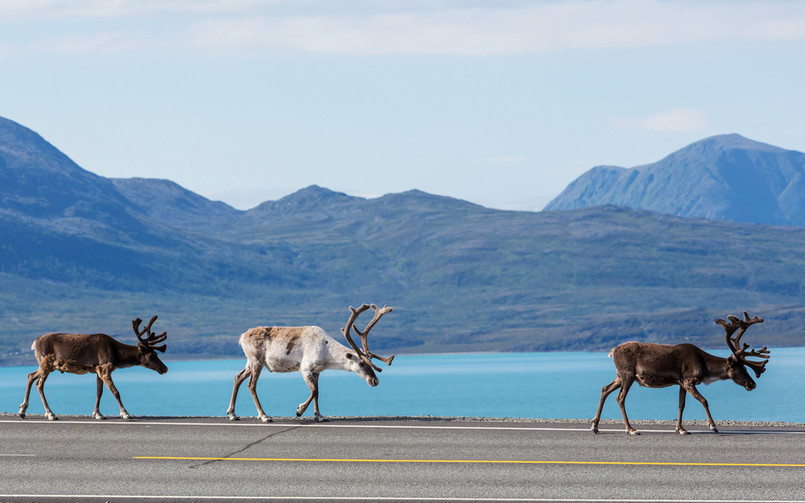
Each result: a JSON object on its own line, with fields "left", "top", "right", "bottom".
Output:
{"left": 715, "top": 311, "right": 769, "bottom": 377}
{"left": 132, "top": 315, "right": 168, "bottom": 353}
{"left": 341, "top": 304, "right": 394, "bottom": 372}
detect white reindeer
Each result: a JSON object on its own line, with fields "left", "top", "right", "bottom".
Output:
{"left": 226, "top": 304, "right": 394, "bottom": 422}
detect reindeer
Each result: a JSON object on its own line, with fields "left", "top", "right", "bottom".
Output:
{"left": 227, "top": 303, "right": 394, "bottom": 422}
{"left": 592, "top": 312, "right": 770, "bottom": 435}
{"left": 18, "top": 315, "right": 168, "bottom": 421}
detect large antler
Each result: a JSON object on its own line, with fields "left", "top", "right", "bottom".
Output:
{"left": 341, "top": 304, "right": 395, "bottom": 372}
{"left": 715, "top": 311, "right": 769, "bottom": 377}
{"left": 132, "top": 315, "right": 168, "bottom": 353}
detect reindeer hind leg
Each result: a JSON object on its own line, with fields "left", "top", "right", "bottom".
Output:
{"left": 615, "top": 375, "right": 638, "bottom": 435}
{"left": 93, "top": 375, "right": 106, "bottom": 420}
{"left": 245, "top": 365, "right": 271, "bottom": 423}
{"left": 675, "top": 386, "right": 688, "bottom": 434}
{"left": 34, "top": 368, "right": 58, "bottom": 421}
{"left": 18, "top": 369, "right": 42, "bottom": 419}
{"left": 592, "top": 376, "right": 622, "bottom": 433}
{"left": 227, "top": 367, "right": 251, "bottom": 421}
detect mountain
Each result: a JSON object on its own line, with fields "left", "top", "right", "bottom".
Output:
{"left": 2, "top": 117, "right": 805, "bottom": 366}
{"left": 544, "top": 134, "right": 805, "bottom": 226}
{"left": 111, "top": 177, "right": 238, "bottom": 229}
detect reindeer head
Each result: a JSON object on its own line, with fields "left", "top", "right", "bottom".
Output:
{"left": 344, "top": 352, "right": 379, "bottom": 387}
{"left": 341, "top": 304, "right": 394, "bottom": 387}
{"left": 132, "top": 315, "right": 169, "bottom": 375}
{"left": 716, "top": 311, "right": 770, "bottom": 390}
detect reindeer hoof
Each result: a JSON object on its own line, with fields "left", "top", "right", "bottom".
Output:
{"left": 710, "top": 427, "right": 719, "bottom": 433}
{"left": 675, "top": 428, "right": 690, "bottom": 435}
{"left": 47, "top": 414, "right": 58, "bottom": 421}
{"left": 626, "top": 429, "right": 639, "bottom": 436}
{"left": 314, "top": 415, "right": 329, "bottom": 423}
{"left": 228, "top": 414, "right": 240, "bottom": 421}
{"left": 17, "top": 409, "right": 26, "bottom": 419}
{"left": 258, "top": 415, "right": 272, "bottom": 423}
{"left": 93, "top": 413, "right": 106, "bottom": 421}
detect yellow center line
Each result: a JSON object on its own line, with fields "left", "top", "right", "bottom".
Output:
{"left": 133, "top": 456, "right": 805, "bottom": 467}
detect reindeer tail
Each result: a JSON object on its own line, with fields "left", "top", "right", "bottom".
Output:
{"left": 607, "top": 348, "right": 615, "bottom": 358}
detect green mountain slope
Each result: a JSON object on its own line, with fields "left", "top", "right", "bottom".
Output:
{"left": 545, "top": 134, "right": 805, "bottom": 226}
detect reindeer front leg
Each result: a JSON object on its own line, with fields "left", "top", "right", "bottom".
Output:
{"left": 683, "top": 382, "right": 718, "bottom": 433}
{"left": 297, "top": 371, "right": 326, "bottom": 422}
{"left": 97, "top": 366, "right": 131, "bottom": 420}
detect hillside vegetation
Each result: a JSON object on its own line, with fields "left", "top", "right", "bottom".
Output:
{"left": 546, "top": 134, "right": 805, "bottom": 226}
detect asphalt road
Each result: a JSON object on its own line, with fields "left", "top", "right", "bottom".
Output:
{"left": 1, "top": 415, "right": 804, "bottom": 502}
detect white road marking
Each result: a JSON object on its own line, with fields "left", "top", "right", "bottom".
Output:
{"left": 1, "top": 496, "right": 804, "bottom": 503}
{"left": 1, "top": 418, "right": 803, "bottom": 435}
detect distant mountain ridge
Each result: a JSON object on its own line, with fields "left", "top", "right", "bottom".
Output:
{"left": 2, "top": 116, "right": 805, "bottom": 365}
{"left": 545, "top": 134, "right": 805, "bottom": 226}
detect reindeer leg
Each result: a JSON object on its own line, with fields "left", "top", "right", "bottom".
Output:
{"left": 246, "top": 365, "right": 271, "bottom": 423}
{"left": 592, "top": 377, "right": 621, "bottom": 433}
{"left": 311, "top": 373, "right": 325, "bottom": 422}
{"left": 227, "top": 367, "right": 251, "bottom": 421}
{"left": 18, "top": 369, "right": 41, "bottom": 419}
{"left": 675, "top": 386, "right": 688, "bottom": 435}
{"left": 616, "top": 375, "right": 638, "bottom": 435}
{"left": 298, "top": 371, "right": 326, "bottom": 422}
{"left": 34, "top": 369, "right": 58, "bottom": 421}
{"left": 683, "top": 382, "right": 718, "bottom": 433}
{"left": 98, "top": 367, "right": 131, "bottom": 419}
{"left": 93, "top": 375, "right": 106, "bottom": 420}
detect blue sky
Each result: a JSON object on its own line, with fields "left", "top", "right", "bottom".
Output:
{"left": 1, "top": 1, "right": 804, "bottom": 211}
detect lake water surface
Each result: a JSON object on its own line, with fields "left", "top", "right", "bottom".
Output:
{"left": 2, "top": 349, "right": 803, "bottom": 422}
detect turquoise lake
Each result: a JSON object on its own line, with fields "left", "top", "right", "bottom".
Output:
{"left": 2, "top": 349, "right": 803, "bottom": 422}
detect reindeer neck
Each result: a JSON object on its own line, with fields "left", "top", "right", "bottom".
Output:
{"left": 113, "top": 340, "right": 143, "bottom": 368}
{"left": 323, "top": 337, "right": 357, "bottom": 369}
{"left": 701, "top": 351, "right": 732, "bottom": 381}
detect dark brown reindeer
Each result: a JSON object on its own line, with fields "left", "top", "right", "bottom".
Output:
{"left": 227, "top": 304, "right": 394, "bottom": 423}
{"left": 592, "top": 312, "right": 770, "bottom": 435}
{"left": 18, "top": 315, "right": 169, "bottom": 421}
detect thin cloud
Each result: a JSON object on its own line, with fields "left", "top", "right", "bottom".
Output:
{"left": 3, "top": 1, "right": 805, "bottom": 56}
{"left": 482, "top": 157, "right": 528, "bottom": 164}
{"left": 611, "top": 108, "right": 708, "bottom": 133}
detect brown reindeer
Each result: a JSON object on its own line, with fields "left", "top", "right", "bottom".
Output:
{"left": 227, "top": 304, "right": 394, "bottom": 422}
{"left": 18, "top": 315, "right": 169, "bottom": 421}
{"left": 592, "top": 312, "right": 770, "bottom": 435}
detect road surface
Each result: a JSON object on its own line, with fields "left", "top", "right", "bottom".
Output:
{"left": 1, "top": 415, "right": 804, "bottom": 502}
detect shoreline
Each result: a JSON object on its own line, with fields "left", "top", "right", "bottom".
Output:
{"left": 2, "top": 412, "right": 803, "bottom": 428}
